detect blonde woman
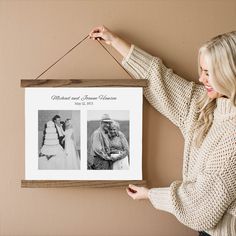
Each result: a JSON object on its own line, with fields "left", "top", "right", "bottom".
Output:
{"left": 89, "top": 26, "right": 236, "bottom": 236}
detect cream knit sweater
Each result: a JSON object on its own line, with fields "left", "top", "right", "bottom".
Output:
{"left": 122, "top": 45, "right": 236, "bottom": 236}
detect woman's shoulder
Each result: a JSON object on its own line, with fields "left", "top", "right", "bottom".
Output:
{"left": 118, "top": 131, "right": 126, "bottom": 138}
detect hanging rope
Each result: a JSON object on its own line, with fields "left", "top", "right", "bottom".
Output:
{"left": 96, "top": 39, "right": 134, "bottom": 79}
{"left": 34, "top": 34, "right": 134, "bottom": 80}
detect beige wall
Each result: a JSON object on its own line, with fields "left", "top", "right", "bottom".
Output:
{"left": 0, "top": 0, "right": 235, "bottom": 235}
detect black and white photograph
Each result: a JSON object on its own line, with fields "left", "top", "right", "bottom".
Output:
{"left": 38, "top": 110, "right": 81, "bottom": 170}
{"left": 87, "top": 110, "right": 130, "bottom": 170}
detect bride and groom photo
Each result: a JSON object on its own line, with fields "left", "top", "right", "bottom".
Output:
{"left": 38, "top": 110, "right": 130, "bottom": 171}
{"left": 87, "top": 111, "right": 130, "bottom": 170}
{"left": 38, "top": 111, "right": 81, "bottom": 170}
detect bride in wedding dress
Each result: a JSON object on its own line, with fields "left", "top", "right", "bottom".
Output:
{"left": 109, "top": 120, "right": 129, "bottom": 170}
{"left": 64, "top": 119, "right": 80, "bottom": 169}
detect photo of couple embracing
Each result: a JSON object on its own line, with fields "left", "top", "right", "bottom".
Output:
{"left": 88, "top": 112, "right": 130, "bottom": 170}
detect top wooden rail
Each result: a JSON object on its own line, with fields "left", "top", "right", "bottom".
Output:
{"left": 21, "top": 79, "right": 148, "bottom": 88}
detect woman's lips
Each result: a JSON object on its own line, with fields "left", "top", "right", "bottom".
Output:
{"left": 205, "top": 85, "right": 214, "bottom": 92}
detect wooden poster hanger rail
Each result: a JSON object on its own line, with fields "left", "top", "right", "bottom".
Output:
{"left": 21, "top": 34, "right": 148, "bottom": 188}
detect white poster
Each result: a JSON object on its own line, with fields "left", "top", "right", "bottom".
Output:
{"left": 25, "top": 87, "right": 143, "bottom": 180}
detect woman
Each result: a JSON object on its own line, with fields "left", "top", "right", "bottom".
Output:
{"left": 109, "top": 120, "right": 129, "bottom": 170}
{"left": 89, "top": 26, "right": 236, "bottom": 236}
{"left": 64, "top": 119, "right": 80, "bottom": 169}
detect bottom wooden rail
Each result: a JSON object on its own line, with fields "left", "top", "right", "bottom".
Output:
{"left": 21, "top": 180, "right": 147, "bottom": 188}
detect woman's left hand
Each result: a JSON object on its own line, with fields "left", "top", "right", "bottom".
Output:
{"left": 126, "top": 184, "right": 149, "bottom": 200}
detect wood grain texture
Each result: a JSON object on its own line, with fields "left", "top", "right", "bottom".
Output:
{"left": 21, "top": 79, "right": 148, "bottom": 87}
{"left": 21, "top": 180, "right": 147, "bottom": 188}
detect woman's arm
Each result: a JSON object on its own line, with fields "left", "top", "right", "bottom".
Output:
{"left": 128, "top": 151, "right": 236, "bottom": 231}
{"left": 89, "top": 25, "right": 205, "bottom": 133}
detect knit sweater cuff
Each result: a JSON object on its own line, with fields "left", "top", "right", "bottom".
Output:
{"left": 148, "top": 187, "right": 174, "bottom": 214}
{"left": 121, "top": 44, "right": 154, "bottom": 79}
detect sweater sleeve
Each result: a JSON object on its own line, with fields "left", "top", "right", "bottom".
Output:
{"left": 121, "top": 44, "right": 204, "bottom": 132}
{"left": 147, "top": 153, "right": 236, "bottom": 231}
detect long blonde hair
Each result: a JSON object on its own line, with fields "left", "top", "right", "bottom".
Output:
{"left": 194, "top": 31, "right": 236, "bottom": 147}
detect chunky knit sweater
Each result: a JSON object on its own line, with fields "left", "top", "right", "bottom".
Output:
{"left": 121, "top": 44, "right": 236, "bottom": 236}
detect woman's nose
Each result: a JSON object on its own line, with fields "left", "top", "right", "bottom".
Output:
{"left": 199, "top": 72, "right": 206, "bottom": 83}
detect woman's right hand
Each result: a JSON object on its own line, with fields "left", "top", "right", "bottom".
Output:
{"left": 89, "top": 25, "right": 117, "bottom": 46}
{"left": 89, "top": 25, "right": 131, "bottom": 58}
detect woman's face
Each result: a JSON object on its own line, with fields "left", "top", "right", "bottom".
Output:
{"left": 199, "top": 54, "right": 223, "bottom": 99}
{"left": 110, "top": 125, "right": 117, "bottom": 137}
{"left": 65, "top": 119, "right": 71, "bottom": 127}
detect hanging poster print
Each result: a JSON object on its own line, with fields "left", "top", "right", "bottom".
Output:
{"left": 25, "top": 86, "right": 143, "bottom": 180}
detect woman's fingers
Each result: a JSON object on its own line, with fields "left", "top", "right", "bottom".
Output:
{"left": 89, "top": 25, "right": 102, "bottom": 34}
{"left": 126, "top": 185, "right": 139, "bottom": 200}
{"left": 126, "top": 188, "right": 137, "bottom": 199}
{"left": 126, "top": 185, "right": 149, "bottom": 200}
{"left": 89, "top": 25, "right": 105, "bottom": 37}
{"left": 89, "top": 32, "right": 102, "bottom": 39}
{"left": 89, "top": 25, "right": 115, "bottom": 45}
{"left": 129, "top": 184, "right": 139, "bottom": 191}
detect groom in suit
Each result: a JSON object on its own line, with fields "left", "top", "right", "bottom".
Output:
{"left": 52, "top": 115, "right": 65, "bottom": 149}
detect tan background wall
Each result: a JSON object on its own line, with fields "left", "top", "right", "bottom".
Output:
{"left": 0, "top": 0, "right": 235, "bottom": 235}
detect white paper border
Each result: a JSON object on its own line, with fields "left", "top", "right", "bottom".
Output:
{"left": 25, "top": 87, "right": 143, "bottom": 180}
